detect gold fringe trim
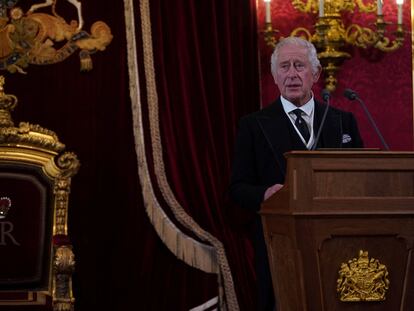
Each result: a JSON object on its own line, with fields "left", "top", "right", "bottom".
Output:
{"left": 124, "top": 0, "right": 240, "bottom": 310}
{"left": 123, "top": 0, "right": 216, "bottom": 272}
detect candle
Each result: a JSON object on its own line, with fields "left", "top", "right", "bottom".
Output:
{"left": 377, "top": 0, "right": 382, "bottom": 15}
{"left": 319, "top": 0, "right": 324, "bottom": 18}
{"left": 396, "top": 0, "right": 404, "bottom": 24}
{"left": 397, "top": 4, "right": 403, "bottom": 24}
{"left": 264, "top": 0, "right": 271, "bottom": 23}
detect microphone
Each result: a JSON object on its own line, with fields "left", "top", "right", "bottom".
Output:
{"left": 343, "top": 88, "right": 389, "bottom": 151}
{"left": 322, "top": 89, "right": 330, "bottom": 102}
{"left": 311, "top": 89, "right": 330, "bottom": 150}
{"left": 343, "top": 89, "right": 357, "bottom": 100}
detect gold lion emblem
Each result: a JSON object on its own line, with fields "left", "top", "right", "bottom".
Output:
{"left": 337, "top": 250, "right": 390, "bottom": 302}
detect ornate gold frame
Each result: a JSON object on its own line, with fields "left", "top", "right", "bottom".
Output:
{"left": 0, "top": 77, "right": 79, "bottom": 311}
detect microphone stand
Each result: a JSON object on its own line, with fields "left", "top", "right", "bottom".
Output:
{"left": 344, "top": 89, "right": 390, "bottom": 151}
{"left": 311, "top": 90, "right": 330, "bottom": 150}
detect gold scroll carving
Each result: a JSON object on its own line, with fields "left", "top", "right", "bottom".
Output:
{"left": 0, "top": 0, "right": 112, "bottom": 73}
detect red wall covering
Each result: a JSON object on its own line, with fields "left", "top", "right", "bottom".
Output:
{"left": 257, "top": 0, "right": 413, "bottom": 150}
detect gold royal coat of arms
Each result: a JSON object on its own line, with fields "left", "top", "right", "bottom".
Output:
{"left": 0, "top": 0, "right": 112, "bottom": 73}
{"left": 337, "top": 250, "right": 390, "bottom": 302}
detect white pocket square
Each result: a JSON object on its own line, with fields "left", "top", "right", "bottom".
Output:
{"left": 342, "top": 134, "right": 352, "bottom": 143}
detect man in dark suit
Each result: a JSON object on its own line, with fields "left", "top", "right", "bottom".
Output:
{"left": 229, "top": 37, "right": 363, "bottom": 311}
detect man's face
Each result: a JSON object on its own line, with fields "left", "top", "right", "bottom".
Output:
{"left": 273, "top": 44, "right": 321, "bottom": 107}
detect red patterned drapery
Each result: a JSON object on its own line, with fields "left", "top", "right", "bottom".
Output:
{"left": 257, "top": 1, "right": 413, "bottom": 150}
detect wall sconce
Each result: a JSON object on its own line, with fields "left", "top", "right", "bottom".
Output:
{"left": 263, "top": 0, "right": 405, "bottom": 91}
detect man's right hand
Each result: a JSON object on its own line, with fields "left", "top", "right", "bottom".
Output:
{"left": 263, "top": 183, "right": 284, "bottom": 201}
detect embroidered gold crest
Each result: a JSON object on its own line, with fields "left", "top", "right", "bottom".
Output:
{"left": 337, "top": 250, "right": 390, "bottom": 302}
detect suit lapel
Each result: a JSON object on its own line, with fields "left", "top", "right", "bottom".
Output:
{"left": 255, "top": 99, "right": 306, "bottom": 163}
{"left": 257, "top": 100, "right": 343, "bottom": 153}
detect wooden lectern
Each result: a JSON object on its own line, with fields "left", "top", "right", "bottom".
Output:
{"left": 261, "top": 151, "right": 414, "bottom": 311}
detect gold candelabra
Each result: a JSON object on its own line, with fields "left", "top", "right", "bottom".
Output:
{"left": 263, "top": 0, "right": 405, "bottom": 91}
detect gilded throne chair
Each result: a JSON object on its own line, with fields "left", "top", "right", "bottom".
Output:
{"left": 0, "top": 77, "right": 79, "bottom": 311}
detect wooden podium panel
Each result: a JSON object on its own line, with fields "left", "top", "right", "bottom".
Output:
{"left": 261, "top": 151, "right": 414, "bottom": 311}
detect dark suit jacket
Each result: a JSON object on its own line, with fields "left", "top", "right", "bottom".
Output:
{"left": 229, "top": 98, "right": 363, "bottom": 213}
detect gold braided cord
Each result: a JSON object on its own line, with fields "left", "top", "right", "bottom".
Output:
{"left": 124, "top": 0, "right": 217, "bottom": 272}
{"left": 124, "top": 0, "right": 240, "bottom": 310}
{"left": 140, "top": 1, "right": 239, "bottom": 309}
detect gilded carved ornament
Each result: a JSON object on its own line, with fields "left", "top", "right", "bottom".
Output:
{"left": 263, "top": 0, "right": 404, "bottom": 91}
{"left": 0, "top": 2, "right": 109, "bottom": 310}
{"left": 0, "top": 74, "right": 79, "bottom": 310}
{"left": 53, "top": 245, "right": 76, "bottom": 311}
{"left": 0, "top": 0, "right": 112, "bottom": 73}
{"left": 337, "top": 250, "right": 390, "bottom": 302}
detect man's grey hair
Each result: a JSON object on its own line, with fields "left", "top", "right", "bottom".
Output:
{"left": 270, "top": 37, "right": 321, "bottom": 77}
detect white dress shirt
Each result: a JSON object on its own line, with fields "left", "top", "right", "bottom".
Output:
{"left": 280, "top": 95, "right": 315, "bottom": 149}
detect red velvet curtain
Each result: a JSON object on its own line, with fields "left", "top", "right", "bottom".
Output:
{"left": 142, "top": 1, "right": 261, "bottom": 309}
{"left": 149, "top": 1, "right": 260, "bottom": 232}
{"left": 4, "top": 1, "right": 261, "bottom": 309}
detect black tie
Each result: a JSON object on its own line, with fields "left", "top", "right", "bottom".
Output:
{"left": 292, "top": 109, "right": 310, "bottom": 143}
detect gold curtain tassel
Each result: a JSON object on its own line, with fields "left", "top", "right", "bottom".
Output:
{"left": 80, "top": 51, "right": 93, "bottom": 72}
